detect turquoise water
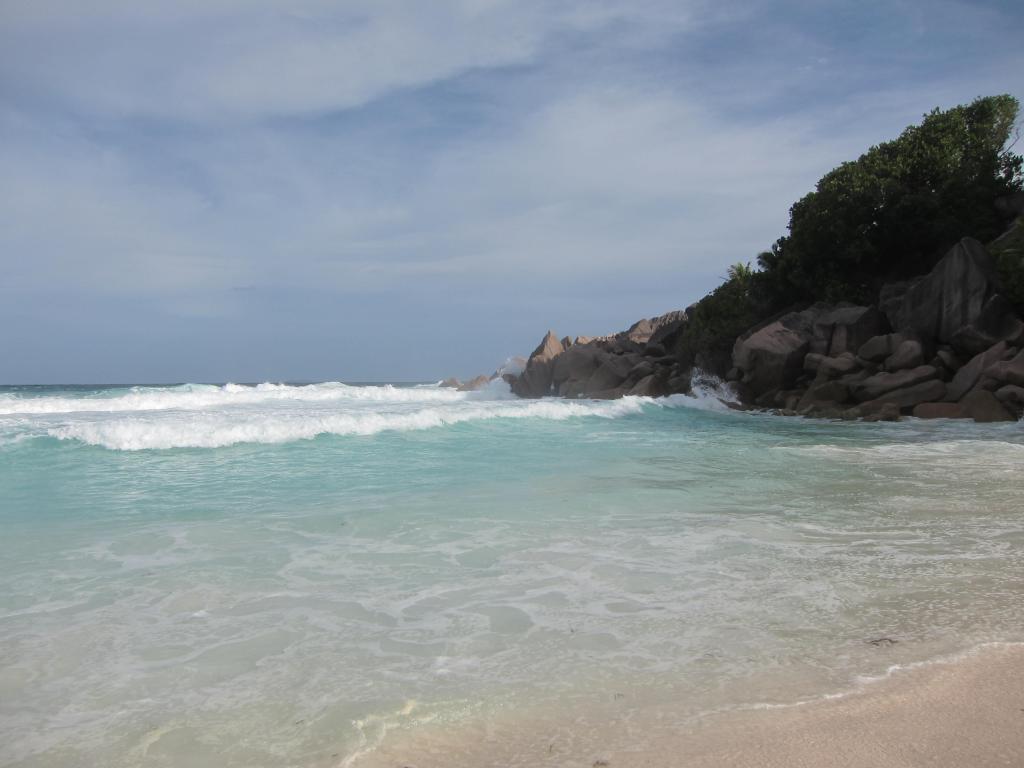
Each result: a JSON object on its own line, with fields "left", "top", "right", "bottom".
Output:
{"left": 1, "top": 381, "right": 1023, "bottom": 766}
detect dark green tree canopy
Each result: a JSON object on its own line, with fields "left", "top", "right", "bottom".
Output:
{"left": 757, "top": 95, "right": 1023, "bottom": 307}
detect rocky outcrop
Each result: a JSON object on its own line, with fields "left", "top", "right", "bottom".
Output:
{"left": 811, "top": 305, "right": 887, "bottom": 357}
{"left": 945, "top": 341, "right": 1014, "bottom": 401}
{"left": 805, "top": 352, "right": 860, "bottom": 379}
{"left": 512, "top": 331, "right": 565, "bottom": 398}
{"left": 861, "top": 403, "right": 901, "bottom": 422}
{"left": 503, "top": 311, "right": 696, "bottom": 401}
{"left": 854, "top": 379, "right": 947, "bottom": 414}
{"left": 884, "top": 339, "right": 925, "bottom": 371}
{"left": 457, "top": 375, "right": 491, "bottom": 392}
{"left": 985, "top": 348, "right": 1024, "bottom": 387}
{"left": 858, "top": 333, "right": 906, "bottom": 363}
{"left": 950, "top": 294, "right": 1024, "bottom": 354}
{"left": 732, "top": 307, "right": 817, "bottom": 398}
{"left": 796, "top": 380, "right": 849, "bottom": 413}
{"left": 913, "top": 402, "right": 967, "bottom": 419}
{"left": 849, "top": 365, "right": 940, "bottom": 402}
{"left": 721, "top": 235, "right": 1023, "bottom": 422}
{"left": 960, "top": 390, "right": 1016, "bottom": 422}
{"left": 501, "top": 227, "right": 1021, "bottom": 424}
{"left": 881, "top": 238, "right": 1020, "bottom": 355}
{"left": 732, "top": 303, "right": 887, "bottom": 400}
{"left": 995, "top": 385, "right": 1024, "bottom": 415}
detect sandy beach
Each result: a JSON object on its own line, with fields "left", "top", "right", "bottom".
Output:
{"left": 355, "top": 643, "right": 1024, "bottom": 768}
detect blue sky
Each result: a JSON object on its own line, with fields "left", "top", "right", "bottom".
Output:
{"left": 1, "top": 0, "right": 1022, "bottom": 383}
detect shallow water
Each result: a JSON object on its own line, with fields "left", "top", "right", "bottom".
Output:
{"left": 1, "top": 381, "right": 1022, "bottom": 766}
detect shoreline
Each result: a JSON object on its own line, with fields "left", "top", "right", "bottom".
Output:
{"left": 353, "top": 642, "right": 1024, "bottom": 768}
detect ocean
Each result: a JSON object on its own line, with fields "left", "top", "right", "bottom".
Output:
{"left": 2, "top": 380, "right": 1023, "bottom": 766}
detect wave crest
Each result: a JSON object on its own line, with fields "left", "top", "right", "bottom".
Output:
{"left": 0, "top": 381, "right": 482, "bottom": 416}
{"left": 4, "top": 375, "right": 741, "bottom": 451}
{"left": 46, "top": 397, "right": 653, "bottom": 450}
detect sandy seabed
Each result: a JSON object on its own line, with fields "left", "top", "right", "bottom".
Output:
{"left": 354, "top": 643, "right": 1024, "bottom": 768}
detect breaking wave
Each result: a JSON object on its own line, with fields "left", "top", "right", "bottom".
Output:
{"left": 1, "top": 374, "right": 741, "bottom": 451}
{"left": 0, "top": 381, "right": 478, "bottom": 416}
{"left": 46, "top": 398, "right": 653, "bottom": 450}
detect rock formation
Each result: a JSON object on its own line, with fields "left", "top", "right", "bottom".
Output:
{"left": 723, "top": 237, "right": 1023, "bottom": 422}
{"left": 509, "top": 311, "right": 693, "bottom": 400}
{"left": 497, "top": 229, "right": 1023, "bottom": 424}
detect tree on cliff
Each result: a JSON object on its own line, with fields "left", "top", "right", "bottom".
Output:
{"left": 757, "top": 94, "right": 1023, "bottom": 307}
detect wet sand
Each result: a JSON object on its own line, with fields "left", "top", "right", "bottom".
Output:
{"left": 354, "top": 643, "right": 1024, "bottom": 768}
{"left": 624, "top": 642, "right": 1024, "bottom": 768}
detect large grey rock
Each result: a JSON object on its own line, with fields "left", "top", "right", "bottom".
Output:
{"left": 812, "top": 305, "right": 887, "bottom": 357}
{"left": 647, "top": 310, "right": 689, "bottom": 350}
{"left": 934, "top": 348, "right": 961, "bottom": 372}
{"left": 623, "top": 359, "right": 656, "bottom": 384}
{"left": 512, "top": 331, "right": 564, "bottom": 398}
{"left": 624, "top": 318, "right": 655, "bottom": 343}
{"left": 850, "top": 365, "right": 940, "bottom": 402}
{"left": 619, "top": 309, "right": 688, "bottom": 347}
{"left": 457, "top": 375, "right": 491, "bottom": 392}
{"left": 629, "top": 373, "right": 670, "bottom": 397}
{"left": 960, "top": 390, "right": 1016, "bottom": 422}
{"left": 858, "top": 379, "right": 947, "bottom": 413}
{"left": 878, "top": 282, "right": 912, "bottom": 329}
{"left": 584, "top": 354, "right": 637, "bottom": 393}
{"left": 949, "top": 294, "right": 1024, "bottom": 356}
{"left": 839, "top": 369, "right": 871, "bottom": 387}
{"left": 815, "top": 353, "right": 861, "bottom": 380}
{"left": 860, "top": 402, "right": 902, "bottom": 422}
{"left": 945, "top": 341, "right": 1014, "bottom": 401}
{"left": 884, "top": 339, "right": 924, "bottom": 371}
{"left": 803, "top": 353, "right": 825, "bottom": 372}
{"left": 857, "top": 333, "right": 905, "bottom": 363}
{"left": 796, "top": 380, "right": 849, "bottom": 412}
{"left": 552, "top": 345, "right": 600, "bottom": 391}
{"left": 913, "top": 402, "right": 967, "bottom": 419}
{"left": 983, "top": 348, "right": 1024, "bottom": 387}
{"left": 881, "top": 238, "right": 1002, "bottom": 352}
{"left": 732, "top": 306, "right": 823, "bottom": 397}
{"left": 995, "top": 384, "right": 1024, "bottom": 409}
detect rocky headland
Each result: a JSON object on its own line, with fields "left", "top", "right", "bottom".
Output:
{"left": 483, "top": 225, "right": 1024, "bottom": 423}
{"left": 445, "top": 95, "right": 1024, "bottom": 423}
{"left": 446, "top": 213, "right": 1024, "bottom": 425}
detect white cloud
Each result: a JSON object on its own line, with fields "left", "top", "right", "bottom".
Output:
{"left": 0, "top": 83, "right": 866, "bottom": 309}
{"left": 1, "top": 0, "right": 1021, "bottom": 312}
{"left": 0, "top": 0, "right": 695, "bottom": 122}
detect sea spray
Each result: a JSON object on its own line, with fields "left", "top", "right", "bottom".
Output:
{"left": 3, "top": 377, "right": 737, "bottom": 451}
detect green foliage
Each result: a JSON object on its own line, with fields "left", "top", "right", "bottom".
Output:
{"left": 672, "top": 270, "right": 767, "bottom": 375}
{"left": 758, "top": 95, "right": 1023, "bottom": 308}
{"left": 725, "top": 261, "right": 755, "bottom": 283}
{"left": 991, "top": 217, "right": 1024, "bottom": 315}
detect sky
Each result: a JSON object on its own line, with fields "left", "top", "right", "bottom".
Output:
{"left": 1, "top": 0, "right": 1022, "bottom": 383}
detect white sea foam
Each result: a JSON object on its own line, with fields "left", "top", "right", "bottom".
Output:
{"left": 0, "top": 381, "right": 473, "bottom": 415}
{"left": 1, "top": 374, "right": 749, "bottom": 451}
{"left": 664, "top": 370, "right": 740, "bottom": 412}
{"left": 44, "top": 394, "right": 652, "bottom": 450}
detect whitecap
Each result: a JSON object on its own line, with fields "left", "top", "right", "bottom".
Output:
{"left": 46, "top": 396, "right": 651, "bottom": 450}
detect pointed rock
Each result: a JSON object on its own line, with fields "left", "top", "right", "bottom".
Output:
{"left": 512, "top": 331, "right": 565, "bottom": 398}
{"left": 881, "top": 238, "right": 1001, "bottom": 352}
